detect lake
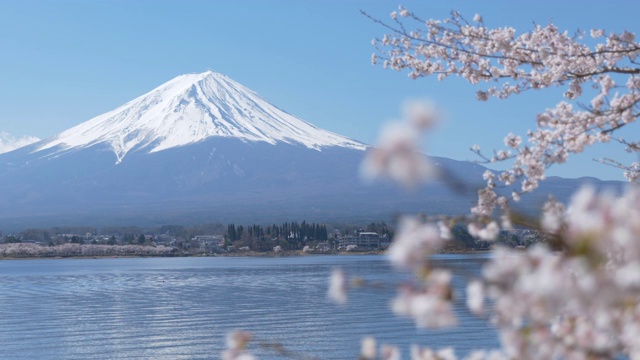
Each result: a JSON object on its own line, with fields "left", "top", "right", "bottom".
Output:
{"left": 0, "top": 254, "right": 498, "bottom": 359}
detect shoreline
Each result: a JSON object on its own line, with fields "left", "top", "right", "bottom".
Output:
{"left": 0, "top": 248, "right": 492, "bottom": 260}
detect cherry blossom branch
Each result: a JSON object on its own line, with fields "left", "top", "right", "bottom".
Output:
{"left": 367, "top": 6, "right": 640, "bottom": 223}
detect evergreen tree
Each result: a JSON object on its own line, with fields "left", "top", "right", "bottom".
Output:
{"left": 3, "top": 235, "right": 21, "bottom": 243}
{"left": 70, "top": 235, "right": 84, "bottom": 245}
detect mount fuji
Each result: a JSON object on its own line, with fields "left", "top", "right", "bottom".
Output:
{"left": 0, "top": 71, "right": 622, "bottom": 229}
{"left": 36, "top": 71, "right": 366, "bottom": 164}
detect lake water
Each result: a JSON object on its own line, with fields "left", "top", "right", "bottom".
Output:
{"left": 0, "top": 254, "right": 498, "bottom": 359}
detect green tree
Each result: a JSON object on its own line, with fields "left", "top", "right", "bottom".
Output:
{"left": 3, "top": 235, "right": 21, "bottom": 243}
{"left": 123, "top": 233, "right": 135, "bottom": 244}
{"left": 70, "top": 235, "right": 84, "bottom": 245}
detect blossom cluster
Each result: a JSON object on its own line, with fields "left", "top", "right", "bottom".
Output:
{"left": 334, "top": 185, "right": 640, "bottom": 360}
{"left": 476, "top": 185, "right": 640, "bottom": 359}
{"left": 368, "top": 6, "right": 640, "bottom": 218}
{"left": 360, "top": 100, "right": 439, "bottom": 188}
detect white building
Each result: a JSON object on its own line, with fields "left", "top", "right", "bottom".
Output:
{"left": 338, "top": 232, "right": 389, "bottom": 250}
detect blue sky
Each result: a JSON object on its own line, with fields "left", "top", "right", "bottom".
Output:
{"left": 0, "top": 0, "right": 638, "bottom": 180}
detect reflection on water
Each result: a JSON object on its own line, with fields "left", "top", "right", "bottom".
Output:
{"left": 0, "top": 254, "right": 497, "bottom": 359}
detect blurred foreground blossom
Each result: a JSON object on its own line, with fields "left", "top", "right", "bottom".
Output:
{"left": 361, "top": 122, "right": 436, "bottom": 188}
{"left": 222, "top": 331, "right": 254, "bottom": 360}
{"left": 467, "top": 221, "right": 500, "bottom": 241}
{"left": 388, "top": 216, "right": 444, "bottom": 269}
{"left": 361, "top": 100, "right": 440, "bottom": 188}
{"left": 328, "top": 268, "right": 347, "bottom": 305}
{"left": 360, "top": 337, "right": 377, "bottom": 359}
{"left": 401, "top": 99, "right": 438, "bottom": 130}
{"left": 466, "top": 281, "right": 484, "bottom": 316}
{"left": 381, "top": 344, "right": 401, "bottom": 360}
{"left": 475, "top": 185, "right": 640, "bottom": 359}
{"left": 540, "top": 197, "right": 565, "bottom": 234}
{"left": 411, "top": 346, "right": 457, "bottom": 360}
{"left": 359, "top": 336, "right": 401, "bottom": 360}
{"left": 391, "top": 269, "right": 457, "bottom": 328}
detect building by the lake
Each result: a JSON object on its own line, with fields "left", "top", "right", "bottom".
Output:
{"left": 338, "top": 232, "right": 389, "bottom": 250}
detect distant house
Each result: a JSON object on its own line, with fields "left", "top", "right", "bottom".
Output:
{"left": 338, "top": 232, "right": 389, "bottom": 250}
{"left": 194, "top": 235, "right": 224, "bottom": 253}
{"left": 193, "top": 235, "right": 222, "bottom": 243}
{"left": 154, "top": 234, "right": 175, "bottom": 245}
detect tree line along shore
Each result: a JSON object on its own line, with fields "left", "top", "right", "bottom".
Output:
{"left": 0, "top": 221, "right": 544, "bottom": 259}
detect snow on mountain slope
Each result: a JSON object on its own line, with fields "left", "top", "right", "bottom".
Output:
{"left": 37, "top": 71, "right": 367, "bottom": 163}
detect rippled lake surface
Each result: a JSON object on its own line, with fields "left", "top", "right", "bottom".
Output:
{"left": 0, "top": 254, "right": 497, "bottom": 359}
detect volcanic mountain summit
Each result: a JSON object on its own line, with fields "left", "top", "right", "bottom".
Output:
{"left": 37, "top": 71, "right": 366, "bottom": 164}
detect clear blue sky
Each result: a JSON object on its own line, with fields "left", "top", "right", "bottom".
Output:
{"left": 0, "top": 0, "right": 638, "bottom": 180}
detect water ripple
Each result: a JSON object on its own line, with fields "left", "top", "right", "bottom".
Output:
{"left": 0, "top": 255, "right": 497, "bottom": 359}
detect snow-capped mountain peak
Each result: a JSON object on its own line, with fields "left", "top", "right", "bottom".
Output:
{"left": 37, "top": 71, "right": 366, "bottom": 163}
